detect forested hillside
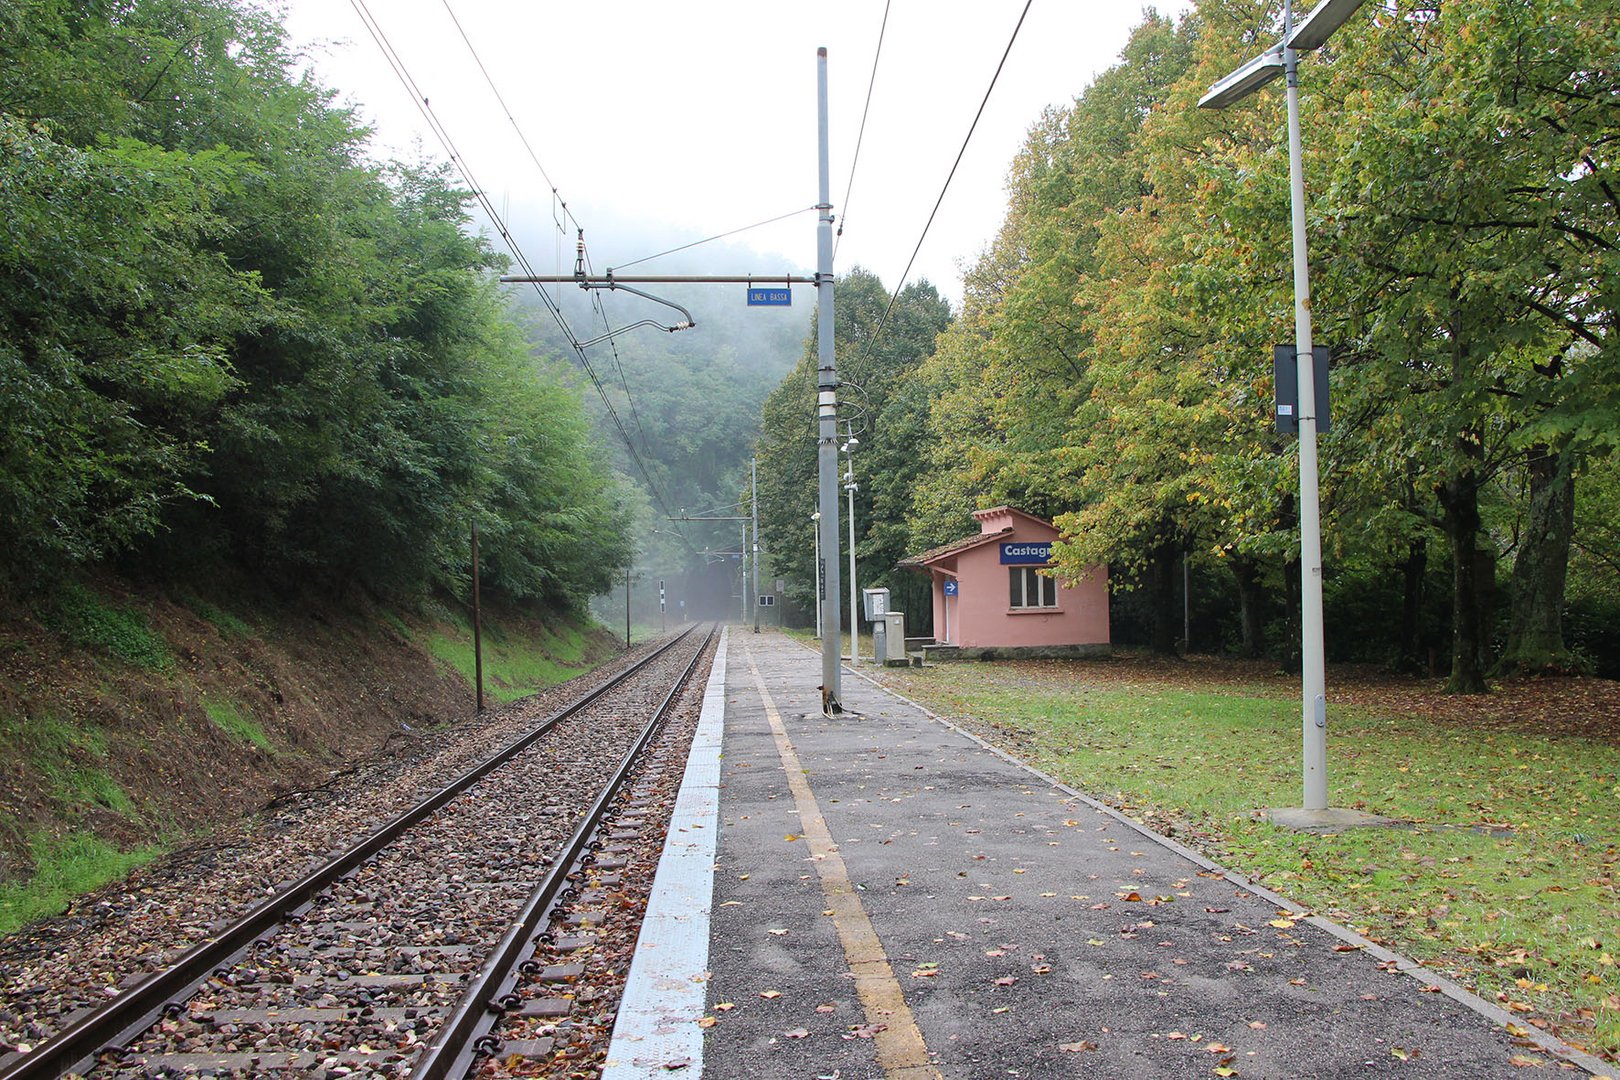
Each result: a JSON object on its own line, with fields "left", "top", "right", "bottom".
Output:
{"left": 756, "top": 0, "right": 1618, "bottom": 685}
{"left": 0, "top": 0, "right": 639, "bottom": 903}
{"left": 517, "top": 279, "right": 808, "bottom": 621}
{"left": 2, "top": 0, "right": 634, "bottom": 608}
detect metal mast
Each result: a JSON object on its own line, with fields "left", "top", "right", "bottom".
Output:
{"left": 751, "top": 457, "right": 762, "bottom": 633}
{"left": 814, "top": 47, "right": 843, "bottom": 712}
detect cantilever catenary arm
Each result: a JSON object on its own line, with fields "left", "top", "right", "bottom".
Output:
{"left": 573, "top": 278, "right": 696, "bottom": 344}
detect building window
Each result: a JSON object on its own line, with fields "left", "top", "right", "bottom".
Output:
{"left": 1009, "top": 566, "right": 1057, "bottom": 609}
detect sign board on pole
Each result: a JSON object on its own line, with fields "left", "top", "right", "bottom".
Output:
{"left": 942, "top": 579, "right": 959, "bottom": 597}
{"left": 747, "top": 287, "right": 792, "bottom": 307}
{"left": 757, "top": 594, "right": 776, "bottom": 607}
{"left": 1273, "top": 345, "right": 1331, "bottom": 434}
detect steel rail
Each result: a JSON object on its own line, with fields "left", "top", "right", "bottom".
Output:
{"left": 411, "top": 625, "right": 718, "bottom": 1079}
{"left": 0, "top": 626, "right": 703, "bottom": 1080}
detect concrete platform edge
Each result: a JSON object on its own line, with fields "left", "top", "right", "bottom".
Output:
{"left": 600, "top": 629, "right": 728, "bottom": 1079}
{"left": 838, "top": 654, "right": 1612, "bottom": 1077}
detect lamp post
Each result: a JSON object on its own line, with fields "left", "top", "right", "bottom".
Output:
{"left": 811, "top": 511, "right": 823, "bottom": 639}
{"left": 1199, "top": 0, "right": 1363, "bottom": 814}
{"left": 841, "top": 425, "right": 859, "bottom": 663}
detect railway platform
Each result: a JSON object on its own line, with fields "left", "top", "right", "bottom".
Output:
{"left": 604, "top": 629, "right": 1604, "bottom": 1079}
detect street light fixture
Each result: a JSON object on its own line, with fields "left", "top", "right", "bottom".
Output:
{"left": 1197, "top": 44, "right": 1283, "bottom": 110}
{"left": 1288, "top": 0, "right": 1367, "bottom": 51}
{"left": 1199, "top": 0, "right": 1364, "bottom": 815}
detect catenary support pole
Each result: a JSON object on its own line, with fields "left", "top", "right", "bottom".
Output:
{"left": 625, "top": 567, "right": 631, "bottom": 647}
{"left": 752, "top": 457, "right": 761, "bottom": 633}
{"left": 812, "top": 512, "right": 822, "bottom": 639}
{"left": 1283, "top": 0, "right": 1328, "bottom": 811}
{"left": 814, "top": 47, "right": 842, "bottom": 712}
{"left": 471, "top": 522, "right": 483, "bottom": 714}
{"left": 846, "top": 438, "right": 858, "bottom": 662}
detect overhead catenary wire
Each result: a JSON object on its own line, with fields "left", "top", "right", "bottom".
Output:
{"left": 347, "top": 0, "right": 691, "bottom": 548}
{"left": 609, "top": 205, "right": 821, "bottom": 273}
{"left": 860, "top": 0, "right": 1033, "bottom": 360}
{"left": 437, "top": 0, "right": 582, "bottom": 241}
{"left": 429, "top": 0, "right": 704, "bottom": 554}
{"left": 833, "top": 0, "right": 893, "bottom": 265}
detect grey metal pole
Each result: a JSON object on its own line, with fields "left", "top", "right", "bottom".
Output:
{"left": 740, "top": 521, "right": 749, "bottom": 626}
{"left": 471, "top": 521, "right": 483, "bottom": 714}
{"left": 812, "top": 512, "right": 822, "bottom": 638}
{"left": 751, "top": 457, "right": 761, "bottom": 633}
{"left": 1283, "top": 0, "right": 1329, "bottom": 810}
{"left": 815, "top": 47, "right": 843, "bottom": 711}
{"left": 845, "top": 440, "right": 858, "bottom": 662}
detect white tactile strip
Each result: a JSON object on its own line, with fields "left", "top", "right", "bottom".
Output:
{"left": 599, "top": 630, "right": 728, "bottom": 1078}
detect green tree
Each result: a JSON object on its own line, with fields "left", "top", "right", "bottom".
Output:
{"left": 0, "top": 117, "right": 261, "bottom": 570}
{"left": 755, "top": 270, "right": 950, "bottom": 622}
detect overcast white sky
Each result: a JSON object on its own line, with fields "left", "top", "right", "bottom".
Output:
{"left": 276, "top": 1, "right": 1189, "bottom": 308}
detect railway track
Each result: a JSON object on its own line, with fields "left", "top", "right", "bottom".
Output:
{"left": 0, "top": 625, "right": 716, "bottom": 1079}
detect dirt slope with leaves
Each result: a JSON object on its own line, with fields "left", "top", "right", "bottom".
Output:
{"left": 0, "top": 573, "right": 615, "bottom": 919}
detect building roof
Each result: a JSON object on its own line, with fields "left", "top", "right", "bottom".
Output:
{"left": 971, "top": 506, "right": 1058, "bottom": 533}
{"left": 899, "top": 506, "right": 1060, "bottom": 572}
{"left": 896, "top": 525, "right": 1012, "bottom": 570}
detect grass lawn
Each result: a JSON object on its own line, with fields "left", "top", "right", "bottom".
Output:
{"left": 867, "top": 653, "right": 1620, "bottom": 1064}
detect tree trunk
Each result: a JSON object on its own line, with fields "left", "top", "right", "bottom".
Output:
{"left": 1278, "top": 558, "right": 1302, "bottom": 674}
{"left": 1499, "top": 446, "right": 1575, "bottom": 672}
{"left": 1231, "top": 556, "right": 1267, "bottom": 659}
{"left": 1438, "top": 472, "right": 1489, "bottom": 693}
{"left": 1147, "top": 540, "right": 1179, "bottom": 656}
{"left": 1396, "top": 537, "right": 1427, "bottom": 673}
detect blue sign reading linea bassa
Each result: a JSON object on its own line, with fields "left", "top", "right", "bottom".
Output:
{"left": 1000, "top": 541, "right": 1053, "bottom": 565}
{"left": 747, "top": 287, "right": 792, "bottom": 307}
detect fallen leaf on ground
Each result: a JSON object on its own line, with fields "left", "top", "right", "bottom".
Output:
{"left": 783, "top": 1028, "right": 810, "bottom": 1039}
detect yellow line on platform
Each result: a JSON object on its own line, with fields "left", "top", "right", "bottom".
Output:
{"left": 745, "top": 645, "right": 939, "bottom": 1079}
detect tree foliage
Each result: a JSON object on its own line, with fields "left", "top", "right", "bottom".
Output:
{"left": 0, "top": 0, "right": 634, "bottom": 611}
{"left": 756, "top": 0, "right": 1617, "bottom": 683}
{"left": 754, "top": 269, "right": 951, "bottom": 624}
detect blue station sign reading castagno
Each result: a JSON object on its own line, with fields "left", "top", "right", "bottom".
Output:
{"left": 999, "top": 541, "right": 1053, "bottom": 565}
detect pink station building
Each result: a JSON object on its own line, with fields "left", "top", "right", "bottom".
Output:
{"left": 898, "top": 506, "right": 1110, "bottom": 659}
